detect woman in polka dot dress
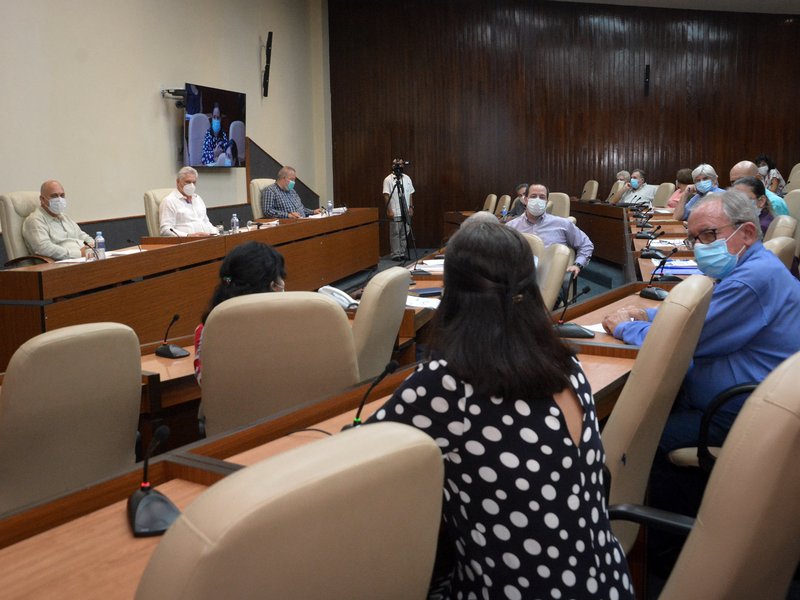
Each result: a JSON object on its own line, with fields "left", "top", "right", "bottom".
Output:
{"left": 368, "top": 222, "right": 634, "bottom": 600}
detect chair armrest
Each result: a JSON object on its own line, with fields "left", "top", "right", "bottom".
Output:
{"left": 697, "top": 382, "right": 759, "bottom": 471}
{"left": 3, "top": 254, "right": 54, "bottom": 268}
{"left": 608, "top": 503, "right": 695, "bottom": 536}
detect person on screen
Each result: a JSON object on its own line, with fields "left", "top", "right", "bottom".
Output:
{"left": 201, "top": 103, "right": 230, "bottom": 166}
{"left": 159, "top": 167, "right": 218, "bottom": 236}
{"left": 367, "top": 222, "right": 634, "bottom": 600}
{"left": 22, "top": 180, "right": 94, "bottom": 260}
{"left": 194, "top": 241, "right": 286, "bottom": 383}
{"left": 261, "top": 166, "right": 321, "bottom": 219}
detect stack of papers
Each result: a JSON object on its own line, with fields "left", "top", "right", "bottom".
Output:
{"left": 410, "top": 259, "right": 445, "bottom": 273}
{"left": 406, "top": 295, "right": 440, "bottom": 309}
{"left": 655, "top": 258, "right": 703, "bottom": 275}
{"left": 650, "top": 238, "right": 686, "bottom": 248}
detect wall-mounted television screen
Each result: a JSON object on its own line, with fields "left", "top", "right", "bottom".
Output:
{"left": 183, "top": 83, "right": 246, "bottom": 168}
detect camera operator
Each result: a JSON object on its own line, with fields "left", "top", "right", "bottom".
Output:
{"left": 382, "top": 158, "right": 415, "bottom": 261}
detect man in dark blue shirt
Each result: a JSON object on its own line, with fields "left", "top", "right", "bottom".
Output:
{"left": 261, "top": 166, "right": 321, "bottom": 219}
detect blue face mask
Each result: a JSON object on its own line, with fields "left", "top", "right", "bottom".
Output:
{"left": 630, "top": 178, "right": 640, "bottom": 190}
{"left": 212, "top": 118, "right": 221, "bottom": 134}
{"left": 693, "top": 225, "right": 744, "bottom": 280}
{"left": 695, "top": 179, "right": 713, "bottom": 194}
{"left": 287, "top": 180, "right": 296, "bottom": 191}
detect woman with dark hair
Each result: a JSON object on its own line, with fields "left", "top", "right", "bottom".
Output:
{"left": 733, "top": 176, "right": 774, "bottom": 235}
{"left": 755, "top": 154, "right": 786, "bottom": 196}
{"left": 193, "top": 241, "right": 286, "bottom": 382}
{"left": 368, "top": 222, "right": 633, "bottom": 599}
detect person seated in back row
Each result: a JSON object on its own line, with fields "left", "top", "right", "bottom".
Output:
{"left": 159, "top": 167, "right": 218, "bottom": 236}
{"left": 609, "top": 168, "right": 657, "bottom": 207}
{"left": 22, "top": 179, "right": 94, "bottom": 260}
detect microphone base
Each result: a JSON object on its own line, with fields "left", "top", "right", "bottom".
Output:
{"left": 640, "top": 249, "right": 665, "bottom": 260}
{"left": 554, "top": 323, "right": 595, "bottom": 338}
{"left": 652, "top": 275, "right": 683, "bottom": 282}
{"left": 410, "top": 269, "right": 431, "bottom": 276}
{"left": 155, "top": 343, "right": 190, "bottom": 359}
{"left": 640, "top": 286, "right": 669, "bottom": 301}
{"left": 635, "top": 232, "right": 656, "bottom": 239}
{"left": 637, "top": 222, "right": 654, "bottom": 229}
{"left": 127, "top": 487, "right": 181, "bottom": 537}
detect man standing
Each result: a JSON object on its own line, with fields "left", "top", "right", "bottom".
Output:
{"left": 262, "top": 166, "right": 321, "bottom": 219}
{"left": 382, "top": 159, "right": 415, "bottom": 261}
{"left": 506, "top": 183, "right": 593, "bottom": 276}
{"left": 22, "top": 180, "right": 95, "bottom": 259}
{"left": 159, "top": 167, "right": 218, "bottom": 236}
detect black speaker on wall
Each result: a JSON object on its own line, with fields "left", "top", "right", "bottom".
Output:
{"left": 263, "top": 31, "right": 273, "bottom": 97}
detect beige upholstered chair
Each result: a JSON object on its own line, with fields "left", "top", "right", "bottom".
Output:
{"left": 0, "top": 191, "right": 54, "bottom": 266}
{"left": 580, "top": 180, "right": 599, "bottom": 200}
{"left": 0, "top": 323, "right": 141, "bottom": 513}
{"left": 521, "top": 232, "right": 545, "bottom": 266}
{"left": 187, "top": 112, "right": 209, "bottom": 167}
{"left": 228, "top": 121, "right": 245, "bottom": 167}
{"left": 783, "top": 178, "right": 800, "bottom": 195}
{"left": 136, "top": 422, "right": 444, "bottom": 600}
{"left": 493, "top": 194, "right": 511, "bottom": 217}
{"left": 143, "top": 188, "right": 174, "bottom": 237}
{"left": 351, "top": 267, "right": 411, "bottom": 381}
{"left": 536, "top": 242, "right": 573, "bottom": 310}
{"left": 763, "top": 236, "right": 795, "bottom": 270}
{"left": 482, "top": 193, "right": 497, "bottom": 213}
{"left": 606, "top": 180, "right": 624, "bottom": 202}
{"left": 763, "top": 214, "right": 797, "bottom": 242}
{"left": 614, "top": 350, "right": 800, "bottom": 600}
{"left": 784, "top": 189, "right": 800, "bottom": 257}
{"left": 248, "top": 178, "right": 276, "bottom": 220}
{"left": 546, "top": 192, "right": 570, "bottom": 217}
{"left": 200, "top": 292, "right": 360, "bottom": 436}
{"left": 652, "top": 182, "right": 676, "bottom": 208}
{"left": 601, "top": 275, "right": 714, "bottom": 553}
{"left": 788, "top": 162, "right": 800, "bottom": 183}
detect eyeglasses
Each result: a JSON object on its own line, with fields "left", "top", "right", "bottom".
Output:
{"left": 684, "top": 222, "right": 744, "bottom": 250}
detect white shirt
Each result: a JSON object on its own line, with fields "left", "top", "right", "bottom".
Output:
{"left": 159, "top": 189, "right": 217, "bottom": 236}
{"left": 382, "top": 173, "right": 415, "bottom": 214}
{"left": 619, "top": 183, "right": 657, "bottom": 206}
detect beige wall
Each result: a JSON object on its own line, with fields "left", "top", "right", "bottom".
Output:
{"left": 0, "top": 0, "right": 332, "bottom": 226}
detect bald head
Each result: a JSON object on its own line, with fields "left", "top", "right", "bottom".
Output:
{"left": 40, "top": 180, "right": 63, "bottom": 197}
{"left": 463, "top": 210, "right": 499, "bottom": 227}
{"left": 730, "top": 161, "right": 758, "bottom": 184}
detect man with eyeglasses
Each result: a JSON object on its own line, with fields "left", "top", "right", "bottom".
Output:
{"left": 603, "top": 190, "right": 800, "bottom": 454}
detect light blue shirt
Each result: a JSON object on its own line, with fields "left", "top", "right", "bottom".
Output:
{"left": 505, "top": 212, "right": 594, "bottom": 266}
{"left": 765, "top": 189, "right": 789, "bottom": 216}
{"left": 682, "top": 185, "right": 725, "bottom": 221}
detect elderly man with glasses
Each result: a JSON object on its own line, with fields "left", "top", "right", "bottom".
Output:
{"left": 603, "top": 189, "right": 800, "bottom": 453}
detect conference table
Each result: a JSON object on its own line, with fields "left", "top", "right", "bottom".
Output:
{"left": 0, "top": 208, "right": 379, "bottom": 372}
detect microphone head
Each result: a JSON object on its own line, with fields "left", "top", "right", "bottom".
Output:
{"left": 153, "top": 425, "right": 171, "bottom": 444}
{"left": 171, "top": 313, "right": 180, "bottom": 323}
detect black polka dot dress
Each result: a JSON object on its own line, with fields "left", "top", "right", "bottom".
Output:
{"left": 369, "top": 357, "right": 634, "bottom": 600}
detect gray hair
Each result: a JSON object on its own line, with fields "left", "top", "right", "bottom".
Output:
{"left": 277, "top": 166, "right": 296, "bottom": 180}
{"left": 177, "top": 166, "right": 198, "bottom": 181}
{"left": 692, "top": 163, "right": 718, "bottom": 180}
{"left": 616, "top": 170, "right": 631, "bottom": 181}
{"left": 694, "top": 190, "right": 761, "bottom": 240}
{"left": 462, "top": 211, "right": 499, "bottom": 227}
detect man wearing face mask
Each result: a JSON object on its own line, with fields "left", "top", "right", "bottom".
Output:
{"left": 603, "top": 190, "right": 800, "bottom": 451}
{"left": 505, "top": 183, "right": 594, "bottom": 275}
{"left": 22, "top": 180, "right": 95, "bottom": 260}
{"left": 201, "top": 103, "right": 230, "bottom": 166}
{"left": 609, "top": 168, "right": 657, "bottom": 207}
{"left": 159, "top": 167, "right": 218, "bottom": 236}
{"left": 261, "top": 166, "right": 321, "bottom": 219}
{"left": 672, "top": 163, "right": 724, "bottom": 221}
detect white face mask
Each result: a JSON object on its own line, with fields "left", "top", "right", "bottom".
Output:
{"left": 527, "top": 198, "right": 547, "bottom": 217}
{"left": 757, "top": 166, "right": 769, "bottom": 177}
{"left": 182, "top": 183, "right": 196, "bottom": 197}
{"left": 48, "top": 197, "right": 67, "bottom": 215}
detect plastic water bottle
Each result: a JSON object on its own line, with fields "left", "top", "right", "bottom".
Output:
{"left": 501, "top": 207, "right": 508, "bottom": 221}
{"left": 94, "top": 231, "right": 106, "bottom": 260}
{"left": 230, "top": 213, "right": 239, "bottom": 234}
{"left": 326, "top": 199, "right": 333, "bottom": 215}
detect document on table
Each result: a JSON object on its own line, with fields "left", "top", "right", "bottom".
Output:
{"left": 406, "top": 295, "right": 440, "bottom": 309}
{"left": 411, "top": 259, "right": 445, "bottom": 273}
{"left": 655, "top": 258, "right": 703, "bottom": 275}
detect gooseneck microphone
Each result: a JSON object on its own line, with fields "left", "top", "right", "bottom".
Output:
{"left": 640, "top": 247, "right": 678, "bottom": 301}
{"left": 128, "top": 426, "right": 181, "bottom": 537}
{"left": 127, "top": 238, "right": 143, "bottom": 252}
{"left": 640, "top": 230, "right": 666, "bottom": 259}
{"left": 554, "top": 285, "right": 594, "bottom": 338}
{"left": 155, "top": 314, "right": 190, "bottom": 359}
{"left": 83, "top": 241, "right": 99, "bottom": 260}
{"left": 636, "top": 224, "right": 662, "bottom": 240}
{"left": 342, "top": 360, "right": 400, "bottom": 430}
{"left": 169, "top": 228, "right": 186, "bottom": 237}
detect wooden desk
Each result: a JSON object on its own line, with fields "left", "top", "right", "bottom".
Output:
{"left": 0, "top": 209, "right": 379, "bottom": 371}
{"left": 569, "top": 201, "right": 631, "bottom": 267}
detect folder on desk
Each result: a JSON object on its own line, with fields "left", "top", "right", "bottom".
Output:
{"left": 656, "top": 258, "right": 703, "bottom": 276}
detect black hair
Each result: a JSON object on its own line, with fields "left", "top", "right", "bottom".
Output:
{"left": 755, "top": 154, "right": 776, "bottom": 171}
{"left": 201, "top": 241, "right": 286, "bottom": 323}
{"left": 632, "top": 168, "right": 647, "bottom": 180}
{"left": 229, "top": 139, "right": 239, "bottom": 166}
{"left": 429, "top": 222, "right": 575, "bottom": 400}
{"left": 733, "top": 175, "right": 766, "bottom": 198}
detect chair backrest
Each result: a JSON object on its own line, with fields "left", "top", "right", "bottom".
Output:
{"left": 0, "top": 323, "right": 141, "bottom": 513}
{"left": 187, "top": 113, "right": 209, "bottom": 166}
{"left": 784, "top": 179, "right": 800, "bottom": 195}
{"left": 248, "top": 178, "right": 276, "bottom": 220}
{"left": 482, "top": 193, "right": 497, "bottom": 213}
{"left": 763, "top": 214, "right": 797, "bottom": 242}
{"left": 228, "top": 121, "right": 245, "bottom": 166}
{"left": 521, "top": 232, "right": 545, "bottom": 266}
{"left": 143, "top": 188, "right": 174, "bottom": 237}
{"left": 660, "top": 350, "right": 800, "bottom": 600}
{"left": 606, "top": 179, "right": 624, "bottom": 201}
{"left": 763, "top": 236, "right": 795, "bottom": 270}
{"left": 546, "top": 192, "right": 570, "bottom": 217}
{"left": 136, "top": 422, "right": 444, "bottom": 600}
{"left": 537, "top": 242, "right": 572, "bottom": 310}
{"left": 580, "top": 179, "right": 599, "bottom": 200}
{"left": 783, "top": 189, "right": 800, "bottom": 257}
{"left": 201, "top": 292, "right": 360, "bottom": 436}
{"left": 351, "top": 267, "right": 411, "bottom": 381}
{"left": 601, "top": 275, "right": 714, "bottom": 553}
{"left": 788, "top": 162, "right": 800, "bottom": 183}
{"left": 0, "top": 191, "right": 40, "bottom": 260}
{"left": 493, "top": 194, "right": 511, "bottom": 217}
{"left": 652, "top": 182, "right": 676, "bottom": 208}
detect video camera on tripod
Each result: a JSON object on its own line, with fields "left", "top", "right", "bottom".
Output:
{"left": 392, "top": 158, "right": 410, "bottom": 176}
